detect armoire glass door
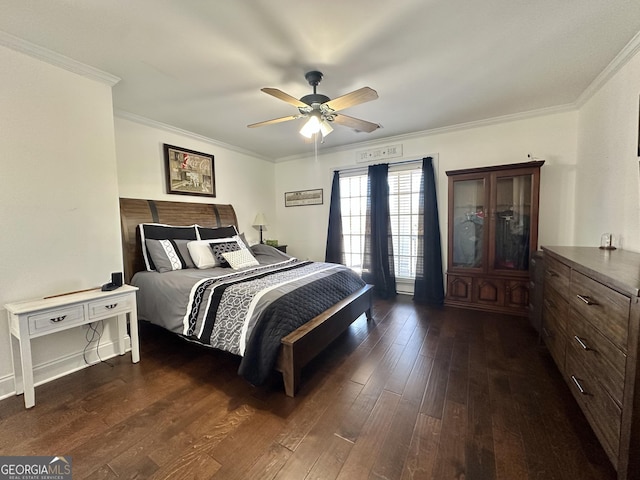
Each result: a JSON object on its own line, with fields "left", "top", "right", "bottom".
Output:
{"left": 491, "top": 172, "right": 533, "bottom": 272}
{"left": 451, "top": 177, "right": 486, "bottom": 269}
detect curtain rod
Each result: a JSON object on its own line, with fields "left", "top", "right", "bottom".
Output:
{"left": 332, "top": 156, "right": 432, "bottom": 174}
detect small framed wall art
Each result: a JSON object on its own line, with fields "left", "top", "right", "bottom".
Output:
{"left": 284, "top": 189, "right": 323, "bottom": 207}
{"left": 164, "top": 144, "right": 215, "bottom": 197}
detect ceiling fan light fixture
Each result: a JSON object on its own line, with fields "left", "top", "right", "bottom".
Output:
{"left": 251, "top": 71, "right": 380, "bottom": 138}
{"left": 300, "top": 115, "right": 321, "bottom": 138}
{"left": 319, "top": 119, "right": 333, "bottom": 137}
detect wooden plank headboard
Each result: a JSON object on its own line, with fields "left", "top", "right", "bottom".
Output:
{"left": 119, "top": 198, "right": 238, "bottom": 284}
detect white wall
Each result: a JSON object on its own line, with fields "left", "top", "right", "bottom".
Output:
{"left": 115, "top": 117, "right": 276, "bottom": 244}
{"left": 0, "top": 45, "right": 123, "bottom": 398}
{"left": 575, "top": 48, "right": 640, "bottom": 251}
{"left": 275, "top": 111, "right": 579, "bottom": 263}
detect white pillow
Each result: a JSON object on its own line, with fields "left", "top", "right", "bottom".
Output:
{"left": 222, "top": 249, "right": 259, "bottom": 269}
{"left": 186, "top": 240, "right": 218, "bottom": 269}
{"left": 187, "top": 236, "right": 246, "bottom": 269}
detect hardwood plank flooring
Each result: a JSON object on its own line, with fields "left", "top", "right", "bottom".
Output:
{"left": 0, "top": 296, "right": 617, "bottom": 480}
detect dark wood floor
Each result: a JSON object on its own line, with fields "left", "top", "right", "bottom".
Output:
{"left": 0, "top": 296, "right": 617, "bottom": 479}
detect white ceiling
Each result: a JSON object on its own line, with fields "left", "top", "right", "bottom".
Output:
{"left": 2, "top": 0, "right": 640, "bottom": 161}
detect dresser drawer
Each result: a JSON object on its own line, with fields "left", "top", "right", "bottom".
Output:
{"left": 570, "top": 270, "right": 630, "bottom": 352}
{"left": 544, "top": 256, "right": 571, "bottom": 301}
{"left": 28, "top": 305, "right": 85, "bottom": 335}
{"left": 88, "top": 294, "right": 133, "bottom": 320}
{"left": 542, "top": 302, "right": 567, "bottom": 370}
{"left": 565, "top": 350, "right": 621, "bottom": 464}
{"left": 543, "top": 285, "right": 569, "bottom": 325}
{"left": 567, "top": 310, "right": 626, "bottom": 406}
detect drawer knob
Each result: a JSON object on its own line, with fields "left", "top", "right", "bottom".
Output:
{"left": 571, "top": 375, "right": 588, "bottom": 395}
{"left": 574, "top": 335, "right": 590, "bottom": 350}
{"left": 105, "top": 303, "right": 118, "bottom": 309}
{"left": 50, "top": 315, "right": 67, "bottom": 323}
{"left": 576, "top": 294, "right": 598, "bottom": 306}
{"left": 548, "top": 270, "right": 559, "bottom": 278}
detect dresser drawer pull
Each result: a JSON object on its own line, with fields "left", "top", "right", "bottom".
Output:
{"left": 571, "top": 375, "right": 587, "bottom": 395}
{"left": 574, "top": 335, "right": 590, "bottom": 350}
{"left": 104, "top": 303, "right": 118, "bottom": 310}
{"left": 542, "top": 327, "right": 552, "bottom": 338}
{"left": 548, "top": 270, "right": 559, "bottom": 278}
{"left": 576, "top": 294, "right": 598, "bottom": 305}
{"left": 50, "top": 315, "right": 67, "bottom": 323}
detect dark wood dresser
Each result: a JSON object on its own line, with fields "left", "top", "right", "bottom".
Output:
{"left": 541, "top": 246, "right": 640, "bottom": 479}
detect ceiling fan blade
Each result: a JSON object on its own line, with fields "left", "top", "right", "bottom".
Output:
{"left": 332, "top": 113, "right": 380, "bottom": 133}
{"left": 261, "top": 88, "right": 309, "bottom": 108}
{"left": 323, "top": 87, "right": 378, "bottom": 112}
{"left": 247, "top": 114, "right": 300, "bottom": 128}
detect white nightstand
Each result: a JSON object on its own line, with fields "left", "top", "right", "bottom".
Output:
{"left": 5, "top": 284, "right": 139, "bottom": 408}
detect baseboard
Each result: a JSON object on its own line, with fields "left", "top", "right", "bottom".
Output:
{"left": 0, "top": 336, "right": 131, "bottom": 402}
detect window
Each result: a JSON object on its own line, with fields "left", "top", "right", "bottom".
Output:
{"left": 340, "top": 164, "right": 422, "bottom": 279}
{"left": 339, "top": 174, "right": 367, "bottom": 272}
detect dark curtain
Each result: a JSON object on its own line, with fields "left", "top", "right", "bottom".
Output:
{"left": 325, "top": 170, "right": 345, "bottom": 264}
{"left": 414, "top": 157, "right": 444, "bottom": 304}
{"left": 362, "top": 163, "right": 396, "bottom": 298}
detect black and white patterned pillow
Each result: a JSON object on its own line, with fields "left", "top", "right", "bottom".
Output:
{"left": 222, "top": 249, "right": 259, "bottom": 269}
{"left": 187, "top": 236, "right": 246, "bottom": 269}
{"left": 145, "top": 239, "right": 192, "bottom": 273}
{"left": 210, "top": 241, "right": 242, "bottom": 267}
{"left": 138, "top": 223, "right": 198, "bottom": 271}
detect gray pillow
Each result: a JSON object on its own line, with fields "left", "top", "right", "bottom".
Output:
{"left": 138, "top": 223, "right": 198, "bottom": 271}
{"left": 145, "top": 239, "right": 194, "bottom": 273}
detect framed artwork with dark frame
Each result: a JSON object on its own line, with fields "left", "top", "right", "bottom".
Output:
{"left": 284, "top": 188, "right": 323, "bottom": 207}
{"left": 164, "top": 144, "right": 216, "bottom": 197}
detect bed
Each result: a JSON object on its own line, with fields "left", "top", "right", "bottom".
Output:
{"left": 119, "top": 197, "right": 373, "bottom": 396}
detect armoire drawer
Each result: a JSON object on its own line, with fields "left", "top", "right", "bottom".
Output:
{"left": 570, "top": 270, "right": 630, "bottom": 352}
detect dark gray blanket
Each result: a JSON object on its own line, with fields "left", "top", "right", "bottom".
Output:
{"left": 185, "top": 260, "right": 365, "bottom": 385}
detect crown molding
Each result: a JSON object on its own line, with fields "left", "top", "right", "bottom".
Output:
{"left": 576, "top": 30, "right": 640, "bottom": 107}
{"left": 275, "top": 103, "right": 576, "bottom": 163}
{"left": 0, "top": 30, "right": 120, "bottom": 86}
{"left": 114, "top": 110, "right": 271, "bottom": 162}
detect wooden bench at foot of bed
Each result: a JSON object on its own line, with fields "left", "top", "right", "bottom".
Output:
{"left": 276, "top": 284, "right": 373, "bottom": 396}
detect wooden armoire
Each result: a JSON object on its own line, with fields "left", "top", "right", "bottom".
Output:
{"left": 444, "top": 161, "right": 544, "bottom": 316}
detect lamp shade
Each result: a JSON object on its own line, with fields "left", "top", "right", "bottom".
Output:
{"left": 253, "top": 212, "right": 267, "bottom": 226}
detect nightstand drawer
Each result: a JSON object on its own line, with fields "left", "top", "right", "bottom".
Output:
{"left": 28, "top": 305, "right": 85, "bottom": 334}
{"left": 88, "top": 294, "right": 132, "bottom": 320}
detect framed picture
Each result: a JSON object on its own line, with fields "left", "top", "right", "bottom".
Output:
{"left": 164, "top": 144, "right": 215, "bottom": 197}
{"left": 284, "top": 188, "right": 323, "bottom": 207}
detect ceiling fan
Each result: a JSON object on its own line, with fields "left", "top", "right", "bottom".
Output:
{"left": 247, "top": 71, "right": 381, "bottom": 139}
